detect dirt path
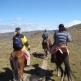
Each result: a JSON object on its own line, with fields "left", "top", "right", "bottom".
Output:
{"left": 39, "top": 57, "right": 48, "bottom": 80}
{"left": 23, "top": 57, "right": 48, "bottom": 81}
{"left": 41, "top": 58, "right": 48, "bottom": 70}
{"left": 23, "top": 39, "right": 49, "bottom": 81}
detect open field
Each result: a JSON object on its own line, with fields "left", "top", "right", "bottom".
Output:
{"left": 0, "top": 24, "right": 81, "bottom": 81}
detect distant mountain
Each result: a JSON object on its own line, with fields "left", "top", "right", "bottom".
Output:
{"left": 0, "top": 24, "right": 81, "bottom": 35}
{"left": 67, "top": 24, "right": 81, "bottom": 31}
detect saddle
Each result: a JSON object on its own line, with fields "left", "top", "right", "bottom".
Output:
{"left": 52, "top": 44, "right": 69, "bottom": 55}
{"left": 9, "top": 51, "right": 28, "bottom": 60}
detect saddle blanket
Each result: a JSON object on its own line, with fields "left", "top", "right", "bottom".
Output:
{"left": 52, "top": 44, "right": 69, "bottom": 55}
{"left": 21, "top": 51, "right": 28, "bottom": 60}
{"left": 10, "top": 51, "right": 28, "bottom": 60}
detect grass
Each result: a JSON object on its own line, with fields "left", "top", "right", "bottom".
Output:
{"left": 0, "top": 25, "right": 81, "bottom": 81}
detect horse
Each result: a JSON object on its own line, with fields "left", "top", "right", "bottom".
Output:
{"left": 51, "top": 44, "right": 76, "bottom": 81}
{"left": 42, "top": 39, "right": 52, "bottom": 58}
{"left": 9, "top": 51, "right": 27, "bottom": 81}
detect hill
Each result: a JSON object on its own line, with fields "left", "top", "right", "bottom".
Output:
{"left": 0, "top": 24, "right": 81, "bottom": 81}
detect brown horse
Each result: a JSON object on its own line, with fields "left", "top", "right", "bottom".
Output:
{"left": 10, "top": 51, "right": 27, "bottom": 81}
{"left": 51, "top": 44, "right": 76, "bottom": 81}
{"left": 42, "top": 39, "right": 52, "bottom": 57}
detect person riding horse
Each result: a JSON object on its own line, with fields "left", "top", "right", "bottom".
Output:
{"left": 12, "top": 27, "right": 31, "bottom": 66}
{"left": 50, "top": 24, "right": 72, "bottom": 63}
{"left": 42, "top": 29, "right": 49, "bottom": 49}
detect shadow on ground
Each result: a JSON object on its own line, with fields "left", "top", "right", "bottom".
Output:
{"left": 32, "top": 52, "right": 44, "bottom": 59}
{"left": 0, "top": 68, "right": 13, "bottom": 81}
{"left": 24, "top": 64, "right": 55, "bottom": 81}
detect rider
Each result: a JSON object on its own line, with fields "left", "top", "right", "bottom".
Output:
{"left": 50, "top": 24, "right": 72, "bottom": 63}
{"left": 13, "top": 27, "right": 31, "bottom": 66}
{"left": 42, "top": 29, "right": 49, "bottom": 49}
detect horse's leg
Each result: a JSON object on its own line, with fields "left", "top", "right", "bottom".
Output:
{"left": 46, "top": 49, "right": 48, "bottom": 57}
{"left": 58, "top": 65, "right": 64, "bottom": 81}
{"left": 54, "top": 62, "right": 60, "bottom": 77}
{"left": 55, "top": 63, "right": 59, "bottom": 76}
{"left": 44, "top": 49, "right": 47, "bottom": 57}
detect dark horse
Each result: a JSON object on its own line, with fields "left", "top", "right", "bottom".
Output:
{"left": 42, "top": 39, "right": 52, "bottom": 57}
{"left": 9, "top": 51, "right": 27, "bottom": 81}
{"left": 51, "top": 44, "right": 76, "bottom": 81}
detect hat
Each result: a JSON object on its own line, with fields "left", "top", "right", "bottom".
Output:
{"left": 44, "top": 29, "right": 47, "bottom": 32}
{"left": 59, "top": 24, "right": 64, "bottom": 28}
{"left": 15, "top": 27, "right": 21, "bottom": 32}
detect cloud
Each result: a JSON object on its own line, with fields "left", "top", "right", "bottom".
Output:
{"left": 0, "top": 19, "right": 3, "bottom": 22}
{"left": 10, "top": 18, "right": 27, "bottom": 22}
{"left": 65, "top": 20, "right": 81, "bottom": 27}
{"left": 0, "top": 20, "right": 81, "bottom": 33}
{"left": 0, "top": 23, "right": 47, "bottom": 33}
{"left": 51, "top": 20, "right": 81, "bottom": 29}
{"left": 20, "top": 23, "right": 47, "bottom": 31}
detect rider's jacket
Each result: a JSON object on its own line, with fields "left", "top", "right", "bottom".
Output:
{"left": 42, "top": 32, "right": 48, "bottom": 40}
{"left": 13, "top": 34, "right": 30, "bottom": 50}
{"left": 53, "top": 31, "right": 72, "bottom": 46}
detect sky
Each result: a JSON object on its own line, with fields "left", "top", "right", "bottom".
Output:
{"left": 0, "top": 0, "right": 81, "bottom": 33}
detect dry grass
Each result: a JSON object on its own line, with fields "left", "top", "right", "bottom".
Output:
{"left": 0, "top": 25, "right": 81, "bottom": 81}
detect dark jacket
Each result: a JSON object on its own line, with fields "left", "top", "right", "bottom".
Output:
{"left": 42, "top": 31, "right": 48, "bottom": 39}
{"left": 13, "top": 33, "right": 30, "bottom": 50}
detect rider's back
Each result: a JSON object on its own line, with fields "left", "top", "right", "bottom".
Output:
{"left": 42, "top": 29, "right": 48, "bottom": 40}
{"left": 54, "top": 31, "right": 71, "bottom": 46}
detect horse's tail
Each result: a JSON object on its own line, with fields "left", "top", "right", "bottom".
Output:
{"left": 12, "top": 57, "right": 19, "bottom": 80}
{"left": 63, "top": 52, "right": 76, "bottom": 80}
